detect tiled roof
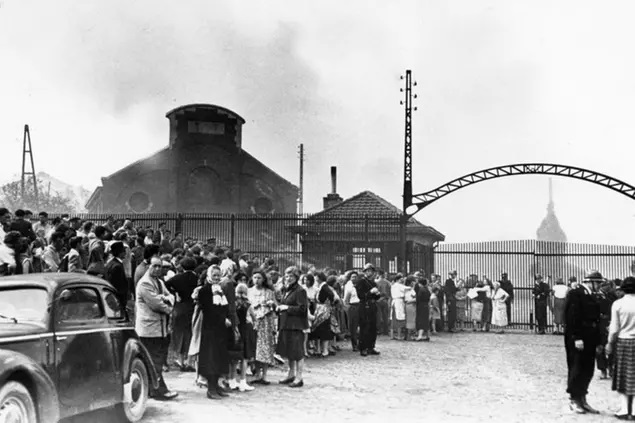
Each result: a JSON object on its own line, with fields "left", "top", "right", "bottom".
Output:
{"left": 306, "top": 190, "right": 445, "bottom": 240}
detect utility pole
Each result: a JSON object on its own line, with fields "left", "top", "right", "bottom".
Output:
{"left": 296, "top": 143, "right": 305, "bottom": 266}
{"left": 298, "top": 143, "right": 304, "bottom": 214}
{"left": 400, "top": 70, "right": 417, "bottom": 273}
{"left": 21, "top": 124, "right": 39, "bottom": 209}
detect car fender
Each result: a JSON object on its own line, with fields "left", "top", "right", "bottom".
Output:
{"left": 0, "top": 349, "right": 60, "bottom": 423}
{"left": 122, "top": 339, "right": 159, "bottom": 391}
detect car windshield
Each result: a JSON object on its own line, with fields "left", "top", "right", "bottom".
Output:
{"left": 0, "top": 287, "right": 48, "bottom": 325}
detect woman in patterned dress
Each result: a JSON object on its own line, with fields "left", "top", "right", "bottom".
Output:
{"left": 248, "top": 270, "right": 278, "bottom": 385}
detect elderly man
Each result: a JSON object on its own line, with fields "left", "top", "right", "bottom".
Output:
{"left": 564, "top": 270, "right": 603, "bottom": 414}
{"left": 135, "top": 256, "right": 178, "bottom": 400}
{"left": 356, "top": 263, "right": 382, "bottom": 357}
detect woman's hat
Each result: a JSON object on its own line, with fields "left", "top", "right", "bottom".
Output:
{"left": 583, "top": 270, "right": 604, "bottom": 282}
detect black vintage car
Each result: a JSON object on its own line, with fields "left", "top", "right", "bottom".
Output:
{"left": 0, "top": 273, "right": 159, "bottom": 423}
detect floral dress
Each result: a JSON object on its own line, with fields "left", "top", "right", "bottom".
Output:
{"left": 248, "top": 286, "right": 277, "bottom": 366}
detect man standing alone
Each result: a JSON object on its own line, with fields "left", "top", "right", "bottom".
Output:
{"left": 564, "top": 270, "right": 603, "bottom": 414}
{"left": 356, "top": 263, "right": 381, "bottom": 356}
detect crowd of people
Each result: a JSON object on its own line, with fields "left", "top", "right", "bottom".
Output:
{"left": 3, "top": 208, "right": 635, "bottom": 416}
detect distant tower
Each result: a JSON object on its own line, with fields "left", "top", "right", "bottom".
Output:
{"left": 21, "top": 125, "right": 39, "bottom": 208}
{"left": 536, "top": 178, "right": 567, "bottom": 242}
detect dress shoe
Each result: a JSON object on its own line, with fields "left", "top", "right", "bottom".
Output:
{"left": 569, "top": 400, "right": 587, "bottom": 414}
{"left": 154, "top": 391, "right": 178, "bottom": 401}
{"left": 216, "top": 388, "right": 230, "bottom": 397}
{"left": 581, "top": 397, "right": 600, "bottom": 414}
{"left": 614, "top": 413, "right": 630, "bottom": 420}
{"left": 279, "top": 376, "right": 295, "bottom": 385}
{"left": 368, "top": 349, "right": 380, "bottom": 355}
{"left": 251, "top": 378, "right": 270, "bottom": 385}
{"left": 352, "top": 347, "right": 359, "bottom": 352}
{"left": 289, "top": 380, "right": 304, "bottom": 388}
{"left": 360, "top": 350, "right": 368, "bottom": 357}
{"left": 206, "top": 391, "right": 222, "bottom": 400}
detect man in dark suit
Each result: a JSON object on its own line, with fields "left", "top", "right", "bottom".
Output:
{"left": 533, "top": 275, "right": 550, "bottom": 334}
{"left": 445, "top": 270, "right": 458, "bottom": 332}
{"left": 499, "top": 272, "right": 514, "bottom": 324}
{"left": 564, "top": 270, "right": 603, "bottom": 414}
{"left": 9, "top": 209, "right": 36, "bottom": 242}
{"left": 105, "top": 241, "right": 129, "bottom": 306}
{"left": 355, "top": 263, "right": 381, "bottom": 356}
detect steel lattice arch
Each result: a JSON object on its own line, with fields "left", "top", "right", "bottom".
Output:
{"left": 408, "top": 163, "right": 635, "bottom": 216}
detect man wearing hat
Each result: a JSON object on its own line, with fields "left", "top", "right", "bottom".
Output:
{"left": 564, "top": 269, "right": 603, "bottom": 414}
{"left": 445, "top": 271, "right": 458, "bottom": 332}
{"left": 533, "top": 275, "right": 550, "bottom": 335}
{"left": 355, "top": 263, "right": 382, "bottom": 356}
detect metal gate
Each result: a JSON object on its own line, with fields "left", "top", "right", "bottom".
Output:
{"left": 434, "top": 240, "right": 635, "bottom": 330}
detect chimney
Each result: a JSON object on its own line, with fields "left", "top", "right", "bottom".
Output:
{"left": 323, "top": 166, "right": 343, "bottom": 209}
{"left": 330, "top": 166, "right": 337, "bottom": 194}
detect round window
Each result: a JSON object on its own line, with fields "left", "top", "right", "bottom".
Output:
{"left": 253, "top": 197, "right": 273, "bottom": 214}
{"left": 128, "top": 192, "right": 150, "bottom": 213}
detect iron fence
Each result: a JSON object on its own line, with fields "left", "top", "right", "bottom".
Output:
{"left": 435, "top": 240, "right": 635, "bottom": 330}
{"left": 53, "top": 212, "right": 423, "bottom": 272}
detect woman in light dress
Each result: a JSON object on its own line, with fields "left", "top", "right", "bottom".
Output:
{"left": 247, "top": 270, "right": 278, "bottom": 385}
{"left": 490, "top": 280, "right": 510, "bottom": 334}
{"left": 390, "top": 273, "right": 407, "bottom": 340}
{"left": 551, "top": 278, "right": 569, "bottom": 335}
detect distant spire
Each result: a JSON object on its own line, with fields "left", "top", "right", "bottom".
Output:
{"left": 536, "top": 177, "right": 567, "bottom": 242}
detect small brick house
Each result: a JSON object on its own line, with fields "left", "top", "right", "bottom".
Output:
{"left": 86, "top": 104, "right": 298, "bottom": 214}
{"left": 289, "top": 170, "right": 444, "bottom": 274}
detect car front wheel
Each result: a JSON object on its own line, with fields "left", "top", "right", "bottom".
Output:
{"left": 0, "top": 381, "right": 37, "bottom": 423}
{"left": 116, "top": 357, "right": 149, "bottom": 422}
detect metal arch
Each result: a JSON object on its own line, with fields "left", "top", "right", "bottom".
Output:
{"left": 409, "top": 163, "right": 635, "bottom": 216}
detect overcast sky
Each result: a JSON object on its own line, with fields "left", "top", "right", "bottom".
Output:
{"left": 1, "top": 0, "right": 635, "bottom": 245}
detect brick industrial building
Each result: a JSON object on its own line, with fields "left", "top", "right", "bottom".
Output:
{"left": 86, "top": 104, "right": 298, "bottom": 214}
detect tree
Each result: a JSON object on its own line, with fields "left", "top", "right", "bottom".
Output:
{"left": 0, "top": 178, "right": 78, "bottom": 213}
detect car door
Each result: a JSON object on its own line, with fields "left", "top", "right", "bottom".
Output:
{"left": 53, "top": 284, "right": 118, "bottom": 415}
{"left": 99, "top": 286, "right": 129, "bottom": 395}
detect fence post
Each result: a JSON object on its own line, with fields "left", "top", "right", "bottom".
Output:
{"left": 364, "top": 214, "right": 370, "bottom": 263}
{"left": 230, "top": 214, "right": 236, "bottom": 250}
{"left": 175, "top": 213, "right": 183, "bottom": 235}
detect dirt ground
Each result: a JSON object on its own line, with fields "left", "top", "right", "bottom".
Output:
{"left": 76, "top": 331, "right": 625, "bottom": 423}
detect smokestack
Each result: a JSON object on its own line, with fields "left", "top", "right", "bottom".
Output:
{"left": 331, "top": 166, "right": 337, "bottom": 194}
{"left": 323, "top": 166, "right": 343, "bottom": 210}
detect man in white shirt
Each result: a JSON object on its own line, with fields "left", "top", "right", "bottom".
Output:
{"left": 343, "top": 271, "right": 361, "bottom": 351}
{"left": 42, "top": 232, "right": 65, "bottom": 272}
{"left": 32, "top": 212, "right": 53, "bottom": 241}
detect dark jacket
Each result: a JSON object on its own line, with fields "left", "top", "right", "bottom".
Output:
{"left": 9, "top": 219, "right": 36, "bottom": 242}
{"left": 564, "top": 286, "right": 601, "bottom": 345}
{"left": 278, "top": 283, "right": 308, "bottom": 331}
{"left": 105, "top": 258, "right": 129, "bottom": 304}
{"left": 445, "top": 278, "right": 457, "bottom": 302}
{"left": 500, "top": 279, "right": 514, "bottom": 302}
{"left": 355, "top": 277, "right": 380, "bottom": 303}
{"left": 533, "top": 282, "right": 550, "bottom": 303}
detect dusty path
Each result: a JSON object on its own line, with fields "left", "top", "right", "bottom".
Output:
{"left": 74, "top": 331, "right": 623, "bottom": 423}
